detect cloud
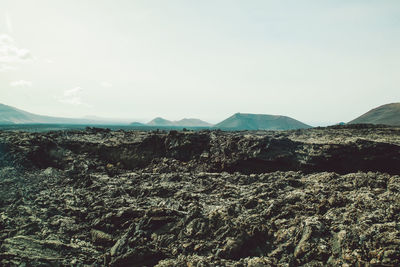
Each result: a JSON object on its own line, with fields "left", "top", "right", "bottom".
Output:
{"left": 58, "top": 87, "right": 91, "bottom": 106}
{"left": 0, "top": 64, "right": 17, "bottom": 72}
{"left": 10, "top": 80, "right": 32, "bottom": 87}
{"left": 100, "top": 81, "right": 113, "bottom": 87}
{"left": 0, "top": 34, "right": 32, "bottom": 63}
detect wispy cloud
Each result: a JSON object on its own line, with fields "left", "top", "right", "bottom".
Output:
{"left": 100, "top": 81, "right": 113, "bottom": 88}
{"left": 10, "top": 80, "right": 32, "bottom": 87}
{"left": 58, "top": 87, "right": 91, "bottom": 107}
{"left": 0, "top": 64, "right": 17, "bottom": 72}
{"left": 0, "top": 34, "right": 32, "bottom": 63}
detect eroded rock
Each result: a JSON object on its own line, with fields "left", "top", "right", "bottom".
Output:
{"left": 0, "top": 125, "right": 399, "bottom": 266}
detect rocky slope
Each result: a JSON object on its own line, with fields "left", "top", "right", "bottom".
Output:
{"left": 0, "top": 125, "right": 400, "bottom": 266}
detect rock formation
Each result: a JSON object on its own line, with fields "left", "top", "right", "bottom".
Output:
{"left": 0, "top": 125, "right": 399, "bottom": 266}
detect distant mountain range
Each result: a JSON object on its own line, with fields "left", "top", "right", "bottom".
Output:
{"left": 214, "top": 113, "right": 311, "bottom": 130}
{"left": 0, "top": 103, "right": 311, "bottom": 130}
{"left": 4, "top": 102, "right": 399, "bottom": 130}
{"left": 349, "top": 103, "right": 400, "bottom": 126}
{"left": 144, "top": 117, "right": 212, "bottom": 127}
{"left": 139, "top": 114, "right": 311, "bottom": 130}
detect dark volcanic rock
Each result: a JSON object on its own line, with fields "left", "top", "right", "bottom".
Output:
{"left": 0, "top": 125, "right": 399, "bottom": 266}
{"left": 1, "top": 126, "right": 400, "bottom": 175}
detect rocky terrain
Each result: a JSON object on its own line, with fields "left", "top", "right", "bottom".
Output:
{"left": 0, "top": 125, "right": 400, "bottom": 266}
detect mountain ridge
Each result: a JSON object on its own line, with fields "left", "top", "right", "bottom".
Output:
{"left": 0, "top": 103, "right": 127, "bottom": 125}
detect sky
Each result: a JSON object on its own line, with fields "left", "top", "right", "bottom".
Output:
{"left": 1, "top": 0, "right": 399, "bottom": 125}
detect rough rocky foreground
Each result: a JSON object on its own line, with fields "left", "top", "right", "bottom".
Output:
{"left": 0, "top": 125, "right": 400, "bottom": 266}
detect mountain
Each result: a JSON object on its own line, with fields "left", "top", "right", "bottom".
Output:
{"left": 147, "top": 117, "right": 174, "bottom": 126}
{"left": 146, "top": 117, "right": 212, "bottom": 127}
{"left": 214, "top": 113, "right": 311, "bottom": 130}
{"left": 0, "top": 103, "right": 127, "bottom": 125}
{"left": 0, "top": 103, "right": 74, "bottom": 124}
{"left": 349, "top": 103, "right": 400, "bottom": 126}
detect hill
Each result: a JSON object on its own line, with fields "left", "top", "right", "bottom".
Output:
{"left": 147, "top": 117, "right": 174, "bottom": 126}
{"left": 0, "top": 103, "right": 126, "bottom": 125}
{"left": 214, "top": 113, "right": 311, "bottom": 130}
{"left": 130, "top": 122, "right": 146, "bottom": 126}
{"left": 0, "top": 103, "right": 70, "bottom": 124}
{"left": 349, "top": 103, "right": 400, "bottom": 126}
{"left": 146, "top": 117, "right": 212, "bottom": 127}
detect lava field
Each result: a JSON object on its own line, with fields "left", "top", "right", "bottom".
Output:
{"left": 1, "top": 125, "right": 400, "bottom": 266}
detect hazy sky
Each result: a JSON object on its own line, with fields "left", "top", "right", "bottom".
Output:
{"left": 1, "top": 0, "right": 399, "bottom": 125}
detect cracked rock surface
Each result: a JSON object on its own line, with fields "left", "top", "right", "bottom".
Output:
{"left": 0, "top": 125, "right": 400, "bottom": 266}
